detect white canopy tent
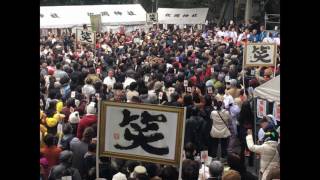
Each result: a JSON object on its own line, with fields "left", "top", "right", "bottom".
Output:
{"left": 157, "top": 8, "right": 208, "bottom": 25}
{"left": 40, "top": 4, "right": 147, "bottom": 29}
{"left": 253, "top": 75, "right": 280, "bottom": 103}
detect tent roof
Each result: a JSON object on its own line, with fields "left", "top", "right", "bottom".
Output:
{"left": 253, "top": 75, "right": 280, "bottom": 103}
{"left": 40, "top": 4, "right": 147, "bottom": 28}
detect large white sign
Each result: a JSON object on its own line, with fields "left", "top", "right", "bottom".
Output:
{"left": 76, "top": 29, "right": 95, "bottom": 44}
{"left": 244, "top": 43, "right": 277, "bottom": 67}
{"left": 157, "top": 8, "right": 208, "bottom": 25}
{"left": 40, "top": 4, "right": 147, "bottom": 28}
{"left": 99, "top": 101, "right": 185, "bottom": 165}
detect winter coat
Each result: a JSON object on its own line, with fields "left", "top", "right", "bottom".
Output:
{"left": 210, "top": 109, "right": 231, "bottom": 138}
{"left": 77, "top": 114, "right": 97, "bottom": 139}
{"left": 246, "top": 135, "right": 279, "bottom": 180}
{"left": 200, "top": 106, "right": 214, "bottom": 147}
{"left": 48, "top": 151, "right": 82, "bottom": 180}
{"left": 184, "top": 115, "right": 205, "bottom": 151}
{"left": 40, "top": 146, "right": 62, "bottom": 169}
{"left": 70, "top": 138, "right": 89, "bottom": 177}
{"left": 59, "top": 134, "right": 74, "bottom": 151}
{"left": 48, "top": 164, "right": 82, "bottom": 180}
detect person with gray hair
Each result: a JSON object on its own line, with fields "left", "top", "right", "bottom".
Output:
{"left": 227, "top": 79, "right": 241, "bottom": 99}
{"left": 208, "top": 160, "right": 224, "bottom": 180}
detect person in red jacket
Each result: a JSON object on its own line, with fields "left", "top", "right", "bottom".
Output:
{"left": 40, "top": 134, "right": 62, "bottom": 171}
{"left": 77, "top": 102, "right": 97, "bottom": 139}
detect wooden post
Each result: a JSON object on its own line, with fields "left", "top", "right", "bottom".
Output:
{"left": 178, "top": 107, "right": 187, "bottom": 180}
{"left": 96, "top": 100, "right": 101, "bottom": 179}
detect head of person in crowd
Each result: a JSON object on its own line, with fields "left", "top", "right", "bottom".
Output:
{"left": 260, "top": 116, "right": 274, "bottom": 132}
{"left": 133, "top": 165, "right": 148, "bottom": 178}
{"left": 86, "top": 101, "right": 97, "bottom": 115}
{"left": 227, "top": 153, "right": 246, "bottom": 175}
{"left": 59, "top": 150, "right": 73, "bottom": 165}
{"left": 59, "top": 123, "right": 74, "bottom": 150}
{"left": 183, "top": 94, "right": 193, "bottom": 107}
{"left": 69, "top": 111, "right": 80, "bottom": 124}
{"left": 214, "top": 99, "right": 224, "bottom": 111}
{"left": 85, "top": 78, "right": 93, "bottom": 85}
{"left": 208, "top": 160, "right": 224, "bottom": 179}
{"left": 159, "top": 165, "right": 178, "bottom": 180}
{"left": 62, "top": 123, "right": 73, "bottom": 136}
{"left": 44, "top": 133, "right": 57, "bottom": 148}
{"left": 229, "top": 79, "right": 237, "bottom": 89}
{"left": 184, "top": 142, "right": 196, "bottom": 161}
{"left": 182, "top": 159, "right": 200, "bottom": 180}
{"left": 108, "top": 69, "right": 114, "bottom": 77}
{"left": 129, "top": 82, "right": 138, "bottom": 92}
{"left": 252, "top": 29, "right": 257, "bottom": 35}
{"left": 82, "top": 127, "right": 95, "bottom": 144}
{"left": 263, "top": 129, "right": 279, "bottom": 143}
{"left": 65, "top": 98, "right": 75, "bottom": 108}
{"left": 112, "top": 172, "right": 127, "bottom": 180}
{"left": 94, "top": 81, "right": 103, "bottom": 91}
{"left": 144, "top": 163, "right": 160, "bottom": 179}
{"left": 222, "top": 170, "right": 241, "bottom": 180}
{"left": 56, "top": 63, "right": 62, "bottom": 70}
{"left": 125, "top": 160, "right": 140, "bottom": 177}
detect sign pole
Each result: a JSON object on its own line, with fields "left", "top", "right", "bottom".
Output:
{"left": 178, "top": 107, "right": 187, "bottom": 180}
{"left": 242, "top": 46, "right": 246, "bottom": 96}
{"left": 96, "top": 100, "right": 102, "bottom": 179}
{"left": 273, "top": 44, "right": 278, "bottom": 78}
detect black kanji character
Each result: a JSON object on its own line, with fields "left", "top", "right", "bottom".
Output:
{"left": 114, "top": 111, "right": 169, "bottom": 155}
{"left": 119, "top": 109, "right": 139, "bottom": 127}
{"left": 192, "top": 14, "right": 197, "bottom": 17}
{"left": 114, "top": 126, "right": 169, "bottom": 155}
{"left": 51, "top": 13, "right": 59, "bottom": 18}
{"left": 128, "top": 11, "right": 136, "bottom": 15}
{"left": 80, "top": 31, "right": 92, "bottom": 43}
{"left": 250, "top": 45, "right": 271, "bottom": 63}
{"left": 165, "top": 13, "right": 171, "bottom": 17}
{"left": 101, "top": 11, "right": 110, "bottom": 16}
{"left": 174, "top": 14, "right": 180, "bottom": 18}
{"left": 114, "top": 11, "right": 122, "bottom": 15}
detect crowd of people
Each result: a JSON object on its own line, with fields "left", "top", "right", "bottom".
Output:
{"left": 40, "top": 19, "right": 280, "bottom": 180}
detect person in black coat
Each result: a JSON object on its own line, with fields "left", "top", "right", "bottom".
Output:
{"left": 184, "top": 106, "right": 205, "bottom": 153}
{"left": 59, "top": 123, "right": 74, "bottom": 151}
{"left": 238, "top": 100, "right": 255, "bottom": 167}
{"left": 183, "top": 94, "right": 195, "bottom": 119}
{"left": 227, "top": 153, "right": 258, "bottom": 180}
{"left": 200, "top": 95, "right": 214, "bottom": 155}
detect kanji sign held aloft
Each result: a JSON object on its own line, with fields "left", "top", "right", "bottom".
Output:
{"left": 244, "top": 43, "right": 277, "bottom": 67}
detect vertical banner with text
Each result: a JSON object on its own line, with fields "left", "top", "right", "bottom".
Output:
{"left": 90, "top": 14, "right": 102, "bottom": 33}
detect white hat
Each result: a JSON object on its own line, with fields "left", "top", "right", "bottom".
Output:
{"left": 112, "top": 172, "right": 127, "bottom": 180}
{"left": 86, "top": 102, "right": 96, "bottom": 115}
{"left": 69, "top": 111, "right": 80, "bottom": 124}
{"left": 134, "top": 165, "right": 147, "bottom": 175}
